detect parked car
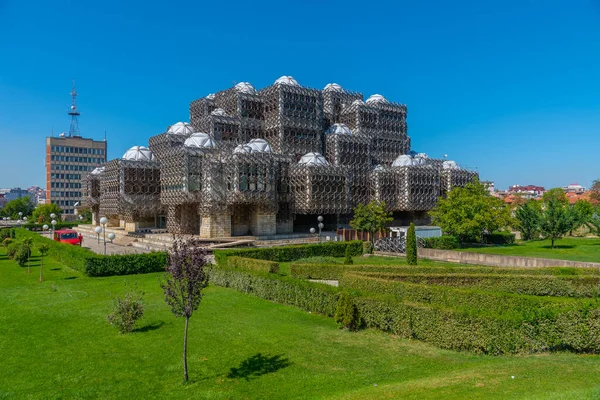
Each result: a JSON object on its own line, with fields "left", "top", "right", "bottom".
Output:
{"left": 53, "top": 229, "right": 83, "bottom": 246}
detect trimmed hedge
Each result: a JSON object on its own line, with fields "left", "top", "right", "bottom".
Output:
{"left": 422, "top": 235, "right": 460, "bottom": 250}
{"left": 352, "top": 271, "right": 600, "bottom": 297}
{"left": 15, "top": 229, "right": 167, "bottom": 277}
{"left": 481, "top": 231, "right": 516, "bottom": 245}
{"left": 226, "top": 256, "right": 279, "bottom": 274}
{"left": 84, "top": 253, "right": 167, "bottom": 277}
{"left": 213, "top": 241, "right": 363, "bottom": 266}
{"left": 210, "top": 267, "right": 340, "bottom": 316}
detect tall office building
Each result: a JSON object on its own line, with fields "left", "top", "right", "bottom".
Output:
{"left": 45, "top": 83, "right": 107, "bottom": 218}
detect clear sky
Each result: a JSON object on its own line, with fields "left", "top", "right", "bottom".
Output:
{"left": 1, "top": 0, "right": 599, "bottom": 190}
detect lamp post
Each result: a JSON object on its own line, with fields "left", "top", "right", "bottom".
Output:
{"left": 108, "top": 232, "right": 116, "bottom": 244}
{"left": 51, "top": 219, "right": 57, "bottom": 236}
{"left": 18, "top": 212, "right": 22, "bottom": 228}
{"left": 95, "top": 226, "right": 102, "bottom": 244}
{"left": 50, "top": 213, "right": 56, "bottom": 233}
{"left": 43, "top": 224, "right": 49, "bottom": 236}
{"left": 100, "top": 217, "right": 108, "bottom": 255}
{"left": 317, "top": 215, "right": 324, "bottom": 243}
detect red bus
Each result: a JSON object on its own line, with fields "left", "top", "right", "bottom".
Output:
{"left": 53, "top": 229, "right": 83, "bottom": 246}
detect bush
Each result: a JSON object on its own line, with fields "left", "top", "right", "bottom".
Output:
{"left": 7, "top": 241, "right": 20, "bottom": 259}
{"left": 406, "top": 223, "right": 417, "bottom": 265}
{"left": 335, "top": 292, "right": 360, "bottom": 331}
{"left": 362, "top": 241, "right": 373, "bottom": 255}
{"left": 213, "top": 241, "right": 363, "bottom": 267}
{"left": 107, "top": 284, "right": 145, "bottom": 333}
{"left": 0, "top": 228, "right": 15, "bottom": 241}
{"left": 14, "top": 244, "right": 30, "bottom": 267}
{"left": 226, "top": 256, "right": 279, "bottom": 273}
{"left": 422, "top": 235, "right": 460, "bottom": 250}
{"left": 2, "top": 237, "right": 14, "bottom": 250}
{"left": 343, "top": 246, "right": 353, "bottom": 265}
{"left": 84, "top": 253, "right": 167, "bottom": 277}
{"left": 481, "top": 231, "right": 516, "bottom": 245}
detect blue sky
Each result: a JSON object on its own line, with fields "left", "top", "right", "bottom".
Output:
{"left": 1, "top": 0, "right": 599, "bottom": 190}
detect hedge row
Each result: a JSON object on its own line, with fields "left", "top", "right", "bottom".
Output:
{"left": 15, "top": 229, "right": 166, "bottom": 277}
{"left": 421, "top": 235, "right": 460, "bottom": 250}
{"left": 210, "top": 265, "right": 600, "bottom": 354}
{"left": 355, "top": 271, "right": 600, "bottom": 297}
{"left": 213, "top": 241, "right": 363, "bottom": 266}
{"left": 481, "top": 231, "right": 516, "bottom": 245}
{"left": 210, "top": 267, "right": 339, "bottom": 316}
{"left": 226, "top": 256, "right": 280, "bottom": 274}
{"left": 339, "top": 272, "right": 596, "bottom": 321}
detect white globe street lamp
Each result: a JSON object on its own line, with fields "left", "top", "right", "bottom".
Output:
{"left": 43, "top": 224, "right": 49, "bottom": 235}
{"left": 51, "top": 219, "right": 57, "bottom": 235}
{"left": 108, "top": 232, "right": 116, "bottom": 243}
{"left": 317, "top": 216, "right": 324, "bottom": 243}
{"left": 99, "top": 217, "right": 108, "bottom": 255}
{"left": 94, "top": 226, "right": 102, "bottom": 244}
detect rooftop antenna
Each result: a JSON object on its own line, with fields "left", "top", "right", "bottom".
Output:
{"left": 68, "top": 80, "right": 81, "bottom": 137}
{"left": 104, "top": 130, "right": 107, "bottom": 142}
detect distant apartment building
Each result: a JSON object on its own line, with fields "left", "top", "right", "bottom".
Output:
{"left": 563, "top": 183, "right": 586, "bottom": 194}
{"left": 45, "top": 136, "right": 107, "bottom": 216}
{"left": 508, "top": 184, "right": 545, "bottom": 199}
{"left": 481, "top": 180, "right": 495, "bottom": 195}
{"left": 4, "top": 188, "right": 33, "bottom": 202}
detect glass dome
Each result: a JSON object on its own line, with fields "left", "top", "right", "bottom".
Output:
{"left": 274, "top": 76, "right": 300, "bottom": 86}
{"left": 234, "top": 82, "right": 257, "bottom": 94}
{"left": 298, "top": 152, "right": 330, "bottom": 167}
{"left": 325, "top": 123, "right": 352, "bottom": 135}
{"left": 247, "top": 138, "right": 273, "bottom": 153}
{"left": 392, "top": 154, "right": 414, "bottom": 167}
{"left": 122, "top": 146, "right": 156, "bottom": 162}
{"left": 211, "top": 108, "right": 227, "bottom": 116}
{"left": 442, "top": 160, "right": 460, "bottom": 170}
{"left": 90, "top": 166, "right": 105, "bottom": 175}
{"left": 323, "top": 83, "right": 345, "bottom": 92}
{"left": 167, "top": 122, "right": 194, "bottom": 135}
{"left": 233, "top": 144, "right": 253, "bottom": 154}
{"left": 184, "top": 133, "right": 216, "bottom": 149}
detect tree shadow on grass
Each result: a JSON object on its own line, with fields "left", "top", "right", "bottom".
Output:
{"left": 540, "top": 245, "right": 576, "bottom": 250}
{"left": 64, "top": 276, "right": 78, "bottom": 280}
{"left": 50, "top": 268, "right": 61, "bottom": 271}
{"left": 227, "top": 353, "right": 291, "bottom": 381}
{"left": 133, "top": 321, "right": 165, "bottom": 333}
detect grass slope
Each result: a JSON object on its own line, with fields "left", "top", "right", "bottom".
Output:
{"left": 460, "top": 237, "right": 600, "bottom": 263}
{"left": 1, "top": 248, "right": 600, "bottom": 399}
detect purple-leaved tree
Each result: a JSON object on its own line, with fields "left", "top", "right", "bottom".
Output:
{"left": 161, "top": 238, "right": 210, "bottom": 381}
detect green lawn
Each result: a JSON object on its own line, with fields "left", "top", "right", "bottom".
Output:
{"left": 460, "top": 237, "right": 600, "bottom": 263}
{"left": 2, "top": 248, "right": 600, "bottom": 399}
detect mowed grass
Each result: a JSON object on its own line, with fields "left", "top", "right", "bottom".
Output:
{"left": 460, "top": 237, "right": 600, "bottom": 263}
{"left": 2, "top": 249, "right": 600, "bottom": 399}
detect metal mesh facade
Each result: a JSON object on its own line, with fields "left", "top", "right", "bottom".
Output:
{"left": 97, "top": 76, "right": 477, "bottom": 236}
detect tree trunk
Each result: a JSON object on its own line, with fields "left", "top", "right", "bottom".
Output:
{"left": 27, "top": 256, "right": 30, "bottom": 274}
{"left": 183, "top": 316, "right": 189, "bottom": 381}
{"left": 40, "top": 256, "right": 43, "bottom": 282}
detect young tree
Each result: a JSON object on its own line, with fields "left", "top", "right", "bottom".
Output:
{"left": 571, "top": 200, "right": 594, "bottom": 235}
{"left": 38, "top": 244, "right": 49, "bottom": 282}
{"left": 161, "top": 238, "right": 210, "bottom": 382}
{"left": 429, "top": 181, "right": 512, "bottom": 244}
{"left": 22, "top": 237, "right": 33, "bottom": 273}
{"left": 32, "top": 203, "right": 62, "bottom": 224}
{"left": 350, "top": 200, "right": 393, "bottom": 252}
{"left": 538, "top": 197, "right": 575, "bottom": 248}
{"left": 2, "top": 238, "right": 13, "bottom": 254}
{"left": 515, "top": 200, "right": 541, "bottom": 241}
{"left": 406, "top": 222, "right": 417, "bottom": 265}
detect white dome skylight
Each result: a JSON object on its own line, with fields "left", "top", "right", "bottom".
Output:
{"left": 442, "top": 160, "right": 460, "bottom": 170}
{"left": 91, "top": 166, "right": 105, "bottom": 175}
{"left": 325, "top": 123, "right": 352, "bottom": 135}
{"left": 366, "top": 94, "right": 388, "bottom": 104}
{"left": 233, "top": 144, "right": 253, "bottom": 154}
{"left": 323, "top": 83, "right": 345, "bottom": 92}
{"left": 247, "top": 138, "right": 273, "bottom": 154}
{"left": 211, "top": 108, "right": 227, "bottom": 116}
{"left": 351, "top": 99, "right": 364, "bottom": 107}
{"left": 167, "top": 122, "right": 194, "bottom": 135}
{"left": 234, "top": 82, "right": 257, "bottom": 94}
{"left": 298, "top": 152, "right": 330, "bottom": 167}
{"left": 413, "top": 153, "right": 429, "bottom": 166}
{"left": 122, "top": 146, "right": 156, "bottom": 162}
{"left": 392, "top": 154, "right": 414, "bottom": 167}
{"left": 184, "top": 133, "right": 216, "bottom": 149}
{"left": 274, "top": 76, "right": 300, "bottom": 86}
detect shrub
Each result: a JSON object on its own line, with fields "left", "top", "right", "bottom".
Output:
{"left": 213, "top": 241, "right": 363, "bottom": 267}
{"left": 362, "top": 241, "right": 373, "bottom": 255}
{"left": 481, "top": 231, "right": 516, "bottom": 245}
{"left": 3, "top": 237, "right": 14, "bottom": 251}
{"left": 14, "top": 244, "right": 30, "bottom": 267}
{"left": 0, "top": 228, "right": 15, "bottom": 241}
{"left": 344, "top": 246, "right": 353, "bottom": 265}
{"left": 335, "top": 292, "right": 360, "bottom": 331}
{"left": 227, "top": 256, "right": 279, "bottom": 273}
{"left": 107, "top": 284, "right": 145, "bottom": 333}
{"left": 422, "top": 235, "right": 460, "bottom": 250}
{"left": 7, "top": 241, "right": 20, "bottom": 259}
{"left": 84, "top": 253, "right": 167, "bottom": 277}
{"left": 406, "top": 223, "right": 417, "bottom": 265}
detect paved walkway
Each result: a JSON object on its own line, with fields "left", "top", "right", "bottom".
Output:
{"left": 41, "top": 232, "right": 148, "bottom": 255}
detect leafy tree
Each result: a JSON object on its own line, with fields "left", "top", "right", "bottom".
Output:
{"left": 590, "top": 179, "right": 600, "bottom": 204}
{"left": 406, "top": 222, "right": 417, "bottom": 265}
{"left": 571, "top": 200, "right": 594, "bottom": 235}
{"left": 22, "top": 237, "right": 33, "bottom": 273}
{"left": 515, "top": 200, "right": 541, "bottom": 241}
{"left": 38, "top": 244, "right": 49, "bottom": 282}
{"left": 32, "top": 203, "right": 62, "bottom": 224}
{"left": 587, "top": 206, "right": 600, "bottom": 236}
{"left": 538, "top": 197, "right": 575, "bottom": 248}
{"left": 542, "top": 188, "right": 568, "bottom": 205}
{"left": 429, "top": 181, "right": 512, "bottom": 244}
{"left": 161, "top": 238, "right": 210, "bottom": 382}
{"left": 350, "top": 200, "right": 393, "bottom": 251}
{"left": 0, "top": 197, "right": 35, "bottom": 220}
{"left": 14, "top": 245, "right": 30, "bottom": 268}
